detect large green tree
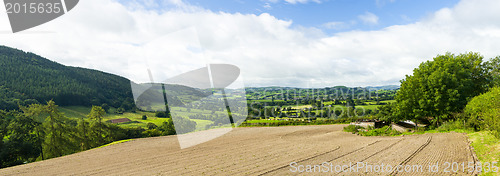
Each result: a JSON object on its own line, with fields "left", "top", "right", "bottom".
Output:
{"left": 22, "top": 101, "right": 77, "bottom": 159}
{"left": 76, "top": 117, "right": 91, "bottom": 151}
{"left": 485, "top": 56, "right": 500, "bottom": 86}
{"left": 395, "top": 52, "right": 492, "bottom": 126}
{"left": 87, "top": 106, "right": 107, "bottom": 147}
{"left": 41, "top": 100, "right": 76, "bottom": 159}
{"left": 2, "top": 113, "right": 41, "bottom": 166}
{"left": 376, "top": 103, "right": 397, "bottom": 122}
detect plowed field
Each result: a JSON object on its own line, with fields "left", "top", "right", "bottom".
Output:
{"left": 0, "top": 125, "right": 478, "bottom": 175}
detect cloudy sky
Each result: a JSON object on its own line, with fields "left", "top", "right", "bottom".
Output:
{"left": 0, "top": 0, "right": 499, "bottom": 88}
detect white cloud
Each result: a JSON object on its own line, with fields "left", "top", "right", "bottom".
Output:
{"left": 322, "top": 21, "right": 356, "bottom": 30}
{"left": 0, "top": 0, "right": 500, "bottom": 88}
{"left": 358, "top": 12, "right": 379, "bottom": 25}
{"left": 322, "top": 22, "right": 346, "bottom": 30}
{"left": 263, "top": 3, "right": 272, "bottom": 10}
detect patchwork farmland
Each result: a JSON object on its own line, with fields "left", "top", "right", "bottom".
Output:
{"left": 0, "top": 125, "right": 477, "bottom": 175}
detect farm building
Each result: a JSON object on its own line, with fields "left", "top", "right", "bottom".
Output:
{"left": 107, "top": 118, "right": 132, "bottom": 124}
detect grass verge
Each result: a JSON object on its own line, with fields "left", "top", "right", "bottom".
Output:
{"left": 97, "top": 139, "right": 134, "bottom": 149}
{"left": 468, "top": 131, "right": 500, "bottom": 176}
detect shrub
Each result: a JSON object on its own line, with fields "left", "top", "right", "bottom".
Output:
{"left": 146, "top": 122, "right": 157, "bottom": 130}
{"left": 343, "top": 125, "right": 365, "bottom": 134}
{"left": 142, "top": 115, "right": 147, "bottom": 120}
{"left": 115, "top": 107, "right": 125, "bottom": 114}
{"left": 142, "top": 129, "right": 162, "bottom": 137}
{"left": 171, "top": 117, "right": 197, "bottom": 134}
{"left": 359, "top": 126, "right": 401, "bottom": 136}
{"left": 155, "top": 111, "right": 167, "bottom": 118}
{"left": 437, "top": 120, "right": 466, "bottom": 132}
{"left": 465, "top": 87, "right": 500, "bottom": 137}
{"left": 157, "top": 118, "right": 176, "bottom": 135}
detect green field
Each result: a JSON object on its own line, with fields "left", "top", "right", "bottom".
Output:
{"left": 244, "top": 119, "right": 289, "bottom": 123}
{"left": 59, "top": 106, "right": 92, "bottom": 119}
{"left": 291, "top": 104, "right": 312, "bottom": 109}
{"left": 58, "top": 97, "right": 392, "bottom": 131}
{"left": 191, "top": 119, "right": 213, "bottom": 131}
{"left": 364, "top": 100, "right": 396, "bottom": 105}
{"left": 169, "top": 107, "right": 228, "bottom": 118}
{"left": 353, "top": 104, "right": 380, "bottom": 111}
{"left": 60, "top": 106, "right": 213, "bottom": 131}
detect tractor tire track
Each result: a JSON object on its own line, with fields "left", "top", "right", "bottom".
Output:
{"left": 389, "top": 136, "right": 432, "bottom": 176}
{"left": 343, "top": 138, "right": 405, "bottom": 172}
{"left": 258, "top": 140, "right": 381, "bottom": 175}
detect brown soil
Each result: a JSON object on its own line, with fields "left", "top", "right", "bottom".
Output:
{"left": 0, "top": 125, "right": 477, "bottom": 175}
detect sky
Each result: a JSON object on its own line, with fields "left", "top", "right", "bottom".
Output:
{"left": 152, "top": 0, "right": 460, "bottom": 33}
{"left": 0, "top": 0, "right": 499, "bottom": 88}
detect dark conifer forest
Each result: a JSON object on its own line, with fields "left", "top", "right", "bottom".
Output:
{"left": 0, "top": 46, "right": 135, "bottom": 110}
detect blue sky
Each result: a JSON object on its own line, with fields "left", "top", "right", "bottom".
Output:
{"left": 152, "top": 0, "right": 459, "bottom": 33}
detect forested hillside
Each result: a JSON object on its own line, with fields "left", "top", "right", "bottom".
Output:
{"left": 0, "top": 46, "right": 134, "bottom": 110}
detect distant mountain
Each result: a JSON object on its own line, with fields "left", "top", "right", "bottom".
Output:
{"left": 245, "top": 85, "right": 400, "bottom": 91}
{"left": 365, "top": 85, "right": 400, "bottom": 91}
{"left": 0, "top": 46, "right": 135, "bottom": 110}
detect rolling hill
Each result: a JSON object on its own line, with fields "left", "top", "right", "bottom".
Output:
{"left": 0, "top": 46, "right": 135, "bottom": 110}
{"left": 0, "top": 46, "right": 208, "bottom": 111}
{"left": 0, "top": 45, "right": 399, "bottom": 111}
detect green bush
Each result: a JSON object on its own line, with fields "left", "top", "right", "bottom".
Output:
{"left": 115, "top": 107, "right": 125, "bottom": 114}
{"left": 414, "top": 126, "right": 426, "bottom": 133}
{"left": 358, "top": 126, "right": 401, "bottom": 136}
{"left": 171, "top": 117, "right": 197, "bottom": 134}
{"left": 155, "top": 111, "right": 167, "bottom": 118}
{"left": 142, "top": 129, "right": 162, "bottom": 137}
{"left": 465, "top": 87, "right": 500, "bottom": 137}
{"left": 141, "top": 115, "right": 147, "bottom": 120}
{"left": 239, "top": 119, "right": 352, "bottom": 127}
{"left": 146, "top": 122, "right": 157, "bottom": 130}
{"left": 343, "top": 125, "right": 364, "bottom": 134}
{"left": 437, "top": 120, "right": 466, "bottom": 132}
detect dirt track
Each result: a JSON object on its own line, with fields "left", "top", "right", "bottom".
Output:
{"left": 0, "top": 125, "right": 478, "bottom": 175}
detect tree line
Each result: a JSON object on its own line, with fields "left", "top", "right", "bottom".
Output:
{"left": 376, "top": 52, "right": 500, "bottom": 137}
{"left": 0, "top": 100, "right": 196, "bottom": 168}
